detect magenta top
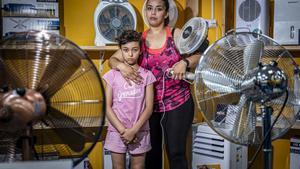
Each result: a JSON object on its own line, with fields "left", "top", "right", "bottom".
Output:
{"left": 139, "top": 26, "right": 191, "bottom": 112}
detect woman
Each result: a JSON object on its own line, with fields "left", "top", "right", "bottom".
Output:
{"left": 109, "top": 0, "right": 201, "bottom": 168}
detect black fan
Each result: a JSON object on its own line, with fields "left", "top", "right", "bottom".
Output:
{"left": 0, "top": 31, "right": 105, "bottom": 167}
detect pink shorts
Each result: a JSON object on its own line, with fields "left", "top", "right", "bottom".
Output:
{"left": 104, "top": 130, "right": 151, "bottom": 155}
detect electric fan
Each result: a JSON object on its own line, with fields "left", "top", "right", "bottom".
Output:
{"left": 0, "top": 31, "right": 105, "bottom": 167}
{"left": 194, "top": 31, "right": 300, "bottom": 168}
{"left": 168, "top": 17, "right": 209, "bottom": 80}
{"left": 94, "top": 0, "right": 137, "bottom": 46}
{"left": 176, "top": 17, "right": 208, "bottom": 55}
{"left": 142, "top": 0, "right": 178, "bottom": 28}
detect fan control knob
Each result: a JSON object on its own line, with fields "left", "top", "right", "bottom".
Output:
{"left": 16, "top": 88, "right": 26, "bottom": 96}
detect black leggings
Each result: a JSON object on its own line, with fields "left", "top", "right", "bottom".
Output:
{"left": 145, "top": 97, "right": 194, "bottom": 169}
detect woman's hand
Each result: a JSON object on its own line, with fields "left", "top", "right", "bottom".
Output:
{"left": 170, "top": 60, "right": 187, "bottom": 80}
{"left": 117, "top": 63, "right": 143, "bottom": 85}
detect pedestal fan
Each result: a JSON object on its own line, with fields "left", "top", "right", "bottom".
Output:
{"left": 0, "top": 31, "right": 105, "bottom": 167}
{"left": 193, "top": 31, "right": 300, "bottom": 169}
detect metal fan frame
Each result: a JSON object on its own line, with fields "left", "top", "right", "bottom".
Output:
{"left": 0, "top": 31, "right": 106, "bottom": 166}
{"left": 194, "top": 31, "right": 299, "bottom": 146}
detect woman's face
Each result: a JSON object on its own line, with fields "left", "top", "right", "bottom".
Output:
{"left": 145, "top": 0, "right": 168, "bottom": 27}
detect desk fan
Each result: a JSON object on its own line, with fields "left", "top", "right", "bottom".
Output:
{"left": 193, "top": 31, "right": 300, "bottom": 169}
{"left": 0, "top": 31, "right": 105, "bottom": 167}
{"left": 168, "top": 17, "right": 209, "bottom": 79}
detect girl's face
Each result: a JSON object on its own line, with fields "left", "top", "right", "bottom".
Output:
{"left": 145, "top": 0, "right": 168, "bottom": 27}
{"left": 121, "top": 41, "right": 140, "bottom": 66}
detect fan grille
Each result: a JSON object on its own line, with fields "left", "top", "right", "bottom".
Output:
{"left": 98, "top": 4, "right": 135, "bottom": 42}
{"left": 194, "top": 32, "right": 300, "bottom": 145}
{"left": 177, "top": 17, "right": 208, "bottom": 55}
{"left": 0, "top": 31, "right": 105, "bottom": 165}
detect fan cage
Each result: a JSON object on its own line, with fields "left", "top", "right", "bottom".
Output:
{"left": 0, "top": 31, "right": 106, "bottom": 166}
{"left": 97, "top": 4, "right": 136, "bottom": 42}
{"left": 194, "top": 31, "right": 300, "bottom": 145}
{"left": 177, "top": 17, "right": 208, "bottom": 54}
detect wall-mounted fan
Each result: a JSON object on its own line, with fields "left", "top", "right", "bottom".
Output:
{"left": 94, "top": 0, "right": 137, "bottom": 46}
{"left": 193, "top": 31, "right": 300, "bottom": 168}
{"left": 142, "top": 0, "right": 178, "bottom": 28}
{"left": 0, "top": 31, "right": 105, "bottom": 167}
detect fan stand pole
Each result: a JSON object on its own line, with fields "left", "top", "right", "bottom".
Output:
{"left": 261, "top": 104, "right": 273, "bottom": 169}
{"left": 22, "top": 125, "right": 33, "bottom": 161}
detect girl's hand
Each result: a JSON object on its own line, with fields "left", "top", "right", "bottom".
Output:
{"left": 121, "top": 128, "right": 137, "bottom": 144}
{"left": 117, "top": 63, "right": 143, "bottom": 85}
{"left": 171, "top": 60, "right": 187, "bottom": 80}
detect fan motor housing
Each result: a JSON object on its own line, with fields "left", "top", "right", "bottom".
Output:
{"left": 255, "top": 61, "right": 287, "bottom": 102}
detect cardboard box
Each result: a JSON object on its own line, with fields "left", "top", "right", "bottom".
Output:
{"left": 3, "top": 17, "right": 60, "bottom": 36}
{"left": 2, "top": 0, "right": 59, "bottom": 18}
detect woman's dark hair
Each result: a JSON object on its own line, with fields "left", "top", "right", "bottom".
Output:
{"left": 162, "top": 0, "right": 170, "bottom": 26}
{"left": 116, "top": 30, "right": 142, "bottom": 47}
{"left": 147, "top": 0, "right": 170, "bottom": 26}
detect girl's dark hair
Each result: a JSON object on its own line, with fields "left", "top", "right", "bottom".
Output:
{"left": 147, "top": 0, "right": 170, "bottom": 26}
{"left": 116, "top": 30, "right": 142, "bottom": 47}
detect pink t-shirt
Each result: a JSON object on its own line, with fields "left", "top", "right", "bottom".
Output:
{"left": 103, "top": 67, "right": 156, "bottom": 132}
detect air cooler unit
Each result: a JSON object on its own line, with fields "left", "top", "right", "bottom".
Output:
{"left": 235, "top": 0, "right": 269, "bottom": 35}
{"left": 274, "top": 0, "right": 300, "bottom": 45}
{"left": 192, "top": 123, "right": 248, "bottom": 169}
{"left": 94, "top": 0, "right": 137, "bottom": 46}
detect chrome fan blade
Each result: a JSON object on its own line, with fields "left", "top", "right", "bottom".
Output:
{"left": 43, "top": 107, "right": 85, "bottom": 152}
{"left": 243, "top": 40, "right": 264, "bottom": 74}
{"left": 244, "top": 101, "right": 258, "bottom": 143}
{"left": 231, "top": 94, "right": 248, "bottom": 138}
{"left": 201, "top": 69, "right": 241, "bottom": 93}
{"left": 37, "top": 53, "right": 81, "bottom": 98}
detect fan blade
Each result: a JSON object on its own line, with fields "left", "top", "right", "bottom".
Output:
{"left": 244, "top": 101, "right": 258, "bottom": 143}
{"left": 37, "top": 53, "right": 81, "bottom": 98}
{"left": 231, "top": 94, "right": 248, "bottom": 138}
{"left": 243, "top": 40, "right": 264, "bottom": 74}
{"left": 201, "top": 69, "right": 242, "bottom": 93}
{"left": 43, "top": 106, "right": 85, "bottom": 152}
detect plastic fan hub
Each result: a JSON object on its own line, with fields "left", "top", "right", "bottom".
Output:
{"left": 183, "top": 26, "right": 193, "bottom": 39}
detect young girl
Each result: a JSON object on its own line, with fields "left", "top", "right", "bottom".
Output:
{"left": 109, "top": 0, "right": 201, "bottom": 168}
{"left": 103, "top": 30, "right": 156, "bottom": 169}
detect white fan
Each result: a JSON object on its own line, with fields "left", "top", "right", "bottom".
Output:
{"left": 94, "top": 0, "right": 137, "bottom": 46}
{"left": 168, "top": 17, "right": 209, "bottom": 80}
{"left": 142, "top": 0, "right": 178, "bottom": 27}
{"left": 176, "top": 17, "right": 208, "bottom": 55}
